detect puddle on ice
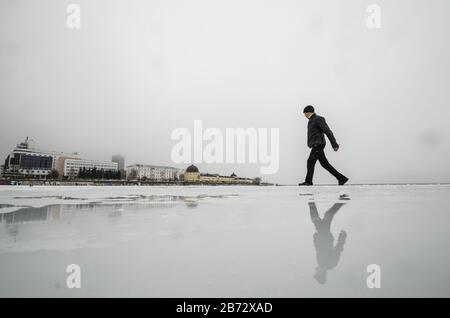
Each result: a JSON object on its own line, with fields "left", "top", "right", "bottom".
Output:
{"left": 0, "top": 194, "right": 238, "bottom": 224}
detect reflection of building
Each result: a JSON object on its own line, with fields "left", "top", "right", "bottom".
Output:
{"left": 126, "top": 164, "right": 179, "bottom": 181}
{"left": 3, "top": 137, "right": 80, "bottom": 178}
{"left": 182, "top": 164, "right": 255, "bottom": 184}
{"left": 0, "top": 205, "right": 61, "bottom": 224}
{"left": 64, "top": 159, "right": 118, "bottom": 178}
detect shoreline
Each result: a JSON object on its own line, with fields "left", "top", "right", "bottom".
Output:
{"left": 0, "top": 180, "right": 273, "bottom": 187}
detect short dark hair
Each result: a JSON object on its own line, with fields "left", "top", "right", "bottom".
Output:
{"left": 303, "top": 105, "right": 315, "bottom": 113}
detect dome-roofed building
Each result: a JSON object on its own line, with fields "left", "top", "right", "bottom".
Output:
{"left": 181, "top": 165, "right": 256, "bottom": 184}
{"left": 186, "top": 164, "right": 199, "bottom": 173}
{"left": 184, "top": 164, "right": 200, "bottom": 182}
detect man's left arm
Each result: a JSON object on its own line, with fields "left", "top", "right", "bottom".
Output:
{"left": 318, "top": 117, "right": 339, "bottom": 150}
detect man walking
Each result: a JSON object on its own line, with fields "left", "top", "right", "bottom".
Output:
{"left": 299, "top": 105, "right": 349, "bottom": 186}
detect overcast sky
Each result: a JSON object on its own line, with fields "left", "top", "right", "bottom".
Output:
{"left": 1, "top": 0, "right": 449, "bottom": 184}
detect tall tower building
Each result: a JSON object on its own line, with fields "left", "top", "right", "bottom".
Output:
{"left": 112, "top": 154, "right": 125, "bottom": 178}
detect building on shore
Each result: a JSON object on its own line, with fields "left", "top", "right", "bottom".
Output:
{"left": 183, "top": 164, "right": 201, "bottom": 182}
{"left": 126, "top": 164, "right": 180, "bottom": 182}
{"left": 2, "top": 137, "right": 80, "bottom": 178}
{"left": 181, "top": 164, "right": 256, "bottom": 184}
{"left": 2, "top": 137, "right": 118, "bottom": 179}
{"left": 112, "top": 154, "right": 126, "bottom": 179}
{"left": 63, "top": 159, "right": 118, "bottom": 178}
{"left": 55, "top": 155, "right": 82, "bottom": 177}
{"left": 112, "top": 155, "right": 125, "bottom": 171}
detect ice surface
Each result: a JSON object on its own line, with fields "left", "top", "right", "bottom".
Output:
{"left": 0, "top": 184, "right": 450, "bottom": 297}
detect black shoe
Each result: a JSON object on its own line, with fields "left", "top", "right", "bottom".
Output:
{"left": 298, "top": 182, "right": 313, "bottom": 186}
{"left": 338, "top": 177, "right": 349, "bottom": 186}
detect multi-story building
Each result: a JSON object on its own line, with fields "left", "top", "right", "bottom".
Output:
{"left": 112, "top": 155, "right": 125, "bottom": 171}
{"left": 2, "top": 138, "right": 119, "bottom": 179}
{"left": 183, "top": 164, "right": 200, "bottom": 182}
{"left": 112, "top": 154, "right": 125, "bottom": 179}
{"left": 55, "top": 155, "right": 82, "bottom": 177}
{"left": 182, "top": 164, "right": 255, "bottom": 184}
{"left": 63, "top": 159, "right": 118, "bottom": 178}
{"left": 126, "top": 164, "right": 179, "bottom": 181}
{"left": 3, "top": 137, "right": 80, "bottom": 178}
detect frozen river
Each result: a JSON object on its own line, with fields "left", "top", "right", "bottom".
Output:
{"left": 0, "top": 184, "right": 449, "bottom": 297}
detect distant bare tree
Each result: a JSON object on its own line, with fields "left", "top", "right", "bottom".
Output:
{"left": 49, "top": 169, "right": 59, "bottom": 180}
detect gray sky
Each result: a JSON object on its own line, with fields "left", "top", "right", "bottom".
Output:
{"left": 1, "top": 0, "right": 449, "bottom": 184}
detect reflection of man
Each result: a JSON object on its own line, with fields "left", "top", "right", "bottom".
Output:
{"left": 309, "top": 202, "right": 347, "bottom": 284}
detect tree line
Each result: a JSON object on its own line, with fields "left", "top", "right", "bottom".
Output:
{"left": 77, "top": 167, "right": 121, "bottom": 180}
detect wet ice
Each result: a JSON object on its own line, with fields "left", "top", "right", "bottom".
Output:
{"left": 0, "top": 184, "right": 449, "bottom": 297}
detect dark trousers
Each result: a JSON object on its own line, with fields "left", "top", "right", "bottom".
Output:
{"left": 305, "top": 145, "right": 345, "bottom": 183}
{"left": 309, "top": 202, "right": 345, "bottom": 233}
